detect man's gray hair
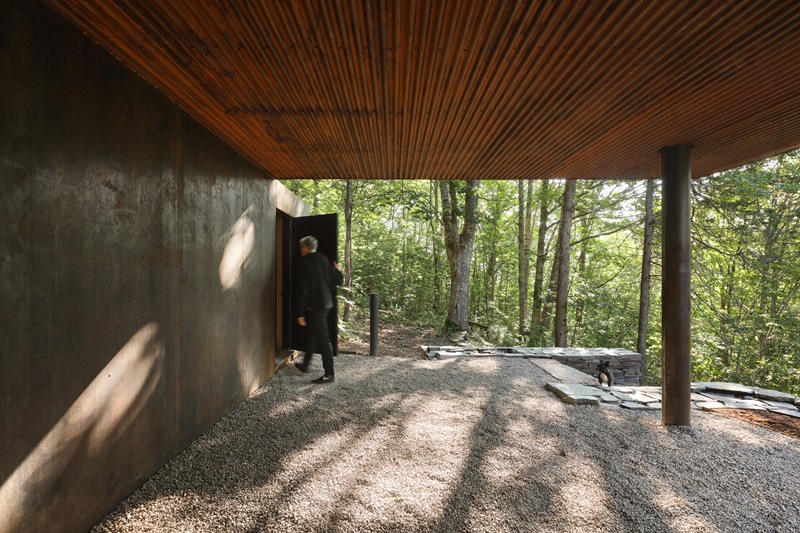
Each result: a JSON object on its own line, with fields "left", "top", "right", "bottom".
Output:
{"left": 300, "top": 235, "right": 318, "bottom": 252}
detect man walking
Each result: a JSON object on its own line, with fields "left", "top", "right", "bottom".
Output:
{"left": 294, "top": 235, "right": 343, "bottom": 383}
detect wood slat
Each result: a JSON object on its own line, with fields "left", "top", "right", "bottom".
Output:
{"left": 46, "top": 0, "right": 800, "bottom": 180}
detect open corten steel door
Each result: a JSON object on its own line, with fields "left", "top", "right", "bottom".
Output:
{"left": 288, "top": 213, "right": 339, "bottom": 357}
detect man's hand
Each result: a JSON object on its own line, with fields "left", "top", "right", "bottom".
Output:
{"left": 297, "top": 316, "right": 307, "bottom": 326}
{"left": 333, "top": 260, "right": 341, "bottom": 270}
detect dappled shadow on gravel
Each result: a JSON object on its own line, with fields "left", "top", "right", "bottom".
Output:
{"left": 92, "top": 354, "right": 800, "bottom": 533}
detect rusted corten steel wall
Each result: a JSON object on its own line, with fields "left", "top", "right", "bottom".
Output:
{"left": 48, "top": 0, "right": 800, "bottom": 181}
{"left": 0, "top": 4, "right": 306, "bottom": 532}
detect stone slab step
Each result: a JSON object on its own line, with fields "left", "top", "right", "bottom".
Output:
{"left": 562, "top": 395, "right": 600, "bottom": 405}
{"left": 533, "top": 359, "right": 599, "bottom": 385}
{"left": 545, "top": 382, "right": 604, "bottom": 398}
{"left": 769, "top": 408, "right": 800, "bottom": 419}
{"left": 694, "top": 382, "right": 755, "bottom": 395}
{"left": 754, "top": 388, "right": 797, "bottom": 403}
{"left": 620, "top": 401, "right": 659, "bottom": 410}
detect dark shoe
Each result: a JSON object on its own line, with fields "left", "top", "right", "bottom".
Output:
{"left": 311, "top": 375, "right": 334, "bottom": 384}
{"left": 294, "top": 362, "right": 308, "bottom": 373}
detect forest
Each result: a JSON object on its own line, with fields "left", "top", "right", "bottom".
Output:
{"left": 283, "top": 150, "right": 800, "bottom": 395}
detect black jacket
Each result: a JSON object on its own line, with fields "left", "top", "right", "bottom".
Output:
{"left": 294, "top": 251, "right": 343, "bottom": 317}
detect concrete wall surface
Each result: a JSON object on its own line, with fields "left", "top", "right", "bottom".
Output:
{"left": 0, "top": 3, "right": 304, "bottom": 531}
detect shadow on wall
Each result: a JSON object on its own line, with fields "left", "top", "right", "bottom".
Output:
{"left": 1, "top": 203, "right": 272, "bottom": 533}
{"left": 0, "top": 4, "right": 288, "bottom": 531}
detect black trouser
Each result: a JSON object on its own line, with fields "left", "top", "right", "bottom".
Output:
{"left": 299, "top": 308, "right": 334, "bottom": 377}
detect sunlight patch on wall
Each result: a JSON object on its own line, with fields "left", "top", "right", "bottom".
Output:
{"left": 85, "top": 322, "right": 164, "bottom": 452}
{"left": 0, "top": 323, "right": 164, "bottom": 530}
{"left": 238, "top": 338, "right": 263, "bottom": 394}
{"left": 219, "top": 209, "right": 255, "bottom": 291}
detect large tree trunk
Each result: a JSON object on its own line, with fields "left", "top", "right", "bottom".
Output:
{"left": 637, "top": 179, "right": 654, "bottom": 383}
{"left": 440, "top": 180, "right": 480, "bottom": 331}
{"left": 571, "top": 215, "right": 591, "bottom": 346}
{"left": 530, "top": 180, "right": 551, "bottom": 344}
{"left": 485, "top": 224, "right": 498, "bottom": 320}
{"left": 541, "top": 243, "right": 559, "bottom": 344}
{"left": 554, "top": 180, "right": 577, "bottom": 347}
{"left": 430, "top": 181, "right": 442, "bottom": 314}
{"left": 342, "top": 179, "right": 354, "bottom": 322}
{"left": 518, "top": 180, "right": 535, "bottom": 336}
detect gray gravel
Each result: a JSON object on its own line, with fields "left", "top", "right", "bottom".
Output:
{"left": 92, "top": 354, "right": 800, "bottom": 532}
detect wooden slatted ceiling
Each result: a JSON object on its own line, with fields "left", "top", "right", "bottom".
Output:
{"left": 47, "top": 0, "right": 800, "bottom": 181}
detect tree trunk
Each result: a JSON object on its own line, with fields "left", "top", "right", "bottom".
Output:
{"left": 518, "top": 180, "right": 535, "bottom": 336}
{"left": 311, "top": 178, "right": 320, "bottom": 211}
{"left": 342, "top": 179, "right": 354, "bottom": 322}
{"left": 541, "top": 242, "right": 559, "bottom": 344}
{"left": 486, "top": 228, "right": 498, "bottom": 320}
{"left": 530, "top": 180, "right": 550, "bottom": 343}
{"left": 440, "top": 180, "right": 480, "bottom": 331}
{"left": 554, "top": 180, "right": 577, "bottom": 347}
{"left": 571, "top": 215, "right": 591, "bottom": 346}
{"left": 429, "top": 181, "right": 442, "bottom": 314}
{"left": 720, "top": 262, "right": 735, "bottom": 367}
{"left": 637, "top": 179, "right": 654, "bottom": 383}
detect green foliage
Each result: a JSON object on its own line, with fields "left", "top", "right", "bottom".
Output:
{"left": 283, "top": 150, "right": 800, "bottom": 394}
{"left": 284, "top": 179, "right": 445, "bottom": 326}
{"left": 691, "top": 151, "right": 800, "bottom": 394}
{"left": 566, "top": 180, "right": 653, "bottom": 351}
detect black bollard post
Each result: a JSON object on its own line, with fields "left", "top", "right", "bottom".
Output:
{"left": 369, "top": 293, "right": 378, "bottom": 356}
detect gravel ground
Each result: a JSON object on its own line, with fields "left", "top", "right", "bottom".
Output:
{"left": 92, "top": 354, "right": 800, "bottom": 533}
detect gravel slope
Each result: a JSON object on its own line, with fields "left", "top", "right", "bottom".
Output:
{"left": 92, "top": 354, "right": 800, "bottom": 533}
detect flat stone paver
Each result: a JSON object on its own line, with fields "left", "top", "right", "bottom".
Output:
{"left": 600, "top": 393, "right": 620, "bottom": 403}
{"left": 533, "top": 359, "right": 598, "bottom": 385}
{"left": 562, "top": 395, "right": 600, "bottom": 405}
{"left": 771, "top": 409, "right": 800, "bottom": 419}
{"left": 539, "top": 360, "right": 800, "bottom": 423}
{"left": 723, "top": 399, "right": 768, "bottom": 410}
{"left": 697, "top": 401, "right": 728, "bottom": 410}
{"left": 695, "top": 382, "right": 755, "bottom": 395}
{"left": 627, "top": 391, "right": 660, "bottom": 403}
{"left": 607, "top": 391, "right": 637, "bottom": 402}
{"left": 620, "top": 401, "right": 655, "bottom": 410}
{"left": 755, "top": 388, "right": 797, "bottom": 403}
{"left": 761, "top": 399, "right": 798, "bottom": 411}
{"left": 429, "top": 354, "right": 800, "bottom": 423}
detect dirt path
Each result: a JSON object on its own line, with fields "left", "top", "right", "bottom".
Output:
{"left": 338, "top": 316, "right": 452, "bottom": 358}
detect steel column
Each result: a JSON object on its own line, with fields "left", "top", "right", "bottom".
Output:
{"left": 660, "top": 144, "right": 692, "bottom": 425}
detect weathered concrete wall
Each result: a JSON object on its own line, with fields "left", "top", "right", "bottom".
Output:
{"left": 0, "top": 3, "right": 304, "bottom": 531}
